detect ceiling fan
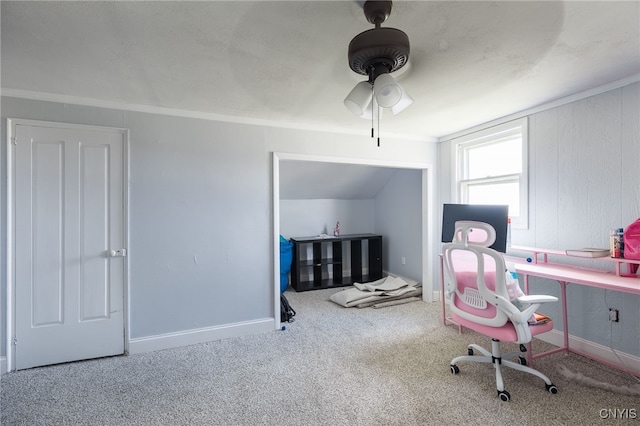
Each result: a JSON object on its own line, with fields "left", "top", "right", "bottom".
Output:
{"left": 344, "top": 0, "right": 412, "bottom": 124}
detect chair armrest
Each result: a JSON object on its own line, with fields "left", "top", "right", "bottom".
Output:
{"left": 498, "top": 294, "right": 558, "bottom": 325}
{"left": 517, "top": 295, "right": 558, "bottom": 304}
{"left": 514, "top": 295, "right": 557, "bottom": 324}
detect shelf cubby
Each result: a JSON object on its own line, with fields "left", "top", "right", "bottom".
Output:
{"left": 290, "top": 234, "right": 382, "bottom": 292}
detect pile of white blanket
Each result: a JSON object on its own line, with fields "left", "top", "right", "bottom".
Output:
{"left": 330, "top": 275, "right": 421, "bottom": 308}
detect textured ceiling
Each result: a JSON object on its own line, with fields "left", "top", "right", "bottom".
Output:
{"left": 2, "top": 1, "right": 639, "bottom": 142}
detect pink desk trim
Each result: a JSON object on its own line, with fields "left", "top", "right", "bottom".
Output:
{"left": 516, "top": 261, "right": 640, "bottom": 376}
{"left": 511, "top": 245, "right": 640, "bottom": 276}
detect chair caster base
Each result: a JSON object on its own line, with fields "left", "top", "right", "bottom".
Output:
{"left": 497, "top": 390, "right": 511, "bottom": 402}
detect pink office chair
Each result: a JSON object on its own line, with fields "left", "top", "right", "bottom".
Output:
{"left": 442, "top": 220, "right": 559, "bottom": 401}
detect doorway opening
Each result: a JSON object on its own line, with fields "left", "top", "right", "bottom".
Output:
{"left": 272, "top": 152, "right": 434, "bottom": 329}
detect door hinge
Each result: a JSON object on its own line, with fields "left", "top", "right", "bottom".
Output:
{"left": 11, "top": 137, "right": 17, "bottom": 145}
{"left": 13, "top": 337, "right": 17, "bottom": 345}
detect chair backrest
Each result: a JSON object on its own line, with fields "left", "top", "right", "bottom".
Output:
{"left": 443, "top": 221, "right": 510, "bottom": 328}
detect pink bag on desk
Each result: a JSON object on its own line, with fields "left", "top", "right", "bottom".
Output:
{"left": 623, "top": 218, "right": 640, "bottom": 260}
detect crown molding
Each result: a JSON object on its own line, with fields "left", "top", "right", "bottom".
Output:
{"left": 0, "top": 88, "right": 435, "bottom": 143}
{"left": 438, "top": 74, "right": 640, "bottom": 143}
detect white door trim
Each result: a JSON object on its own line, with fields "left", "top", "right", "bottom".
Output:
{"left": 5, "top": 118, "right": 130, "bottom": 372}
{"left": 272, "top": 152, "right": 434, "bottom": 326}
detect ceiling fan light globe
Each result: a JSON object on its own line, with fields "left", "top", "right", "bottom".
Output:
{"left": 344, "top": 81, "right": 373, "bottom": 116}
{"left": 374, "top": 73, "right": 402, "bottom": 108}
{"left": 391, "top": 86, "right": 413, "bottom": 115}
{"left": 360, "top": 97, "right": 381, "bottom": 120}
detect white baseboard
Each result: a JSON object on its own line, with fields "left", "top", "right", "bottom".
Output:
{"left": 1, "top": 356, "right": 6, "bottom": 376}
{"left": 128, "top": 318, "right": 275, "bottom": 355}
{"left": 432, "top": 290, "right": 441, "bottom": 302}
{"left": 536, "top": 329, "right": 640, "bottom": 374}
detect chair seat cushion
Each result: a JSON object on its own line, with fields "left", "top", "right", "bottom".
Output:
{"left": 451, "top": 313, "right": 553, "bottom": 342}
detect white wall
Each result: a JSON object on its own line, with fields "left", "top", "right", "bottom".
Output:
{"left": 279, "top": 199, "right": 375, "bottom": 239}
{"left": 438, "top": 82, "right": 640, "bottom": 358}
{"left": 1, "top": 96, "right": 437, "bottom": 359}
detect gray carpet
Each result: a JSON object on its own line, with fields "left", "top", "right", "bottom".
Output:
{"left": 1, "top": 287, "right": 639, "bottom": 425}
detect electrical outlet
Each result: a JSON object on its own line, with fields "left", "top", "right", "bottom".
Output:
{"left": 609, "top": 309, "right": 619, "bottom": 322}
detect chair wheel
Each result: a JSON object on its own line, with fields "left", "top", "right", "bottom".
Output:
{"left": 450, "top": 365, "right": 460, "bottom": 374}
{"left": 497, "top": 390, "right": 511, "bottom": 402}
{"left": 518, "top": 356, "right": 527, "bottom": 366}
{"left": 546, "top": 384, "right": 559, "bottom": 394}
{"left": 467, "top": 347, "right": 474, "bottom": 356}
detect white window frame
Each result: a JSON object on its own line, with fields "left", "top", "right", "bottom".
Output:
{"left": 451, "top": 118, "right": 529, "bottom": 229}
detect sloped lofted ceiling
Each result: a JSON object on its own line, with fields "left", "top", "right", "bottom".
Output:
{"left": 279, "top": 161, "right": 399, "bottom": 200}
{"left": 1, "top": 1, "right": 639, "bottom": 142}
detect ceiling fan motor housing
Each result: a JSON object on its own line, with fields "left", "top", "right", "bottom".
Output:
{"left": 348, "top": 27, "right": 410, "bottom": 79}
{"left": 348, "top": 0, "right": 410, "bottom": 80}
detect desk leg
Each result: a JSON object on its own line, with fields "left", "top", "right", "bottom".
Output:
{"left": 440, "top": 256, "right": 446, "bottom": 326}
{"left": 523, "top": 275, "right": 569, "bottom": 365}
{"left": 559, "top": 280, "right": 569, "bottom": 353}
{"left": 523, "top": 274, "right": 534, "bottom": 366}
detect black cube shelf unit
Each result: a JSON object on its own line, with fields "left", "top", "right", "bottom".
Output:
{"left": 290, "top": 234, "right": 383, "bottom": 292}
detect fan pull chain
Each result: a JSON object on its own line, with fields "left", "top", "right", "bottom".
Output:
{"left": 371, "top": 84, "right": 375, "bottom": 140}
{"left": 377, "top": 103, "right": 381, "bottom": 147}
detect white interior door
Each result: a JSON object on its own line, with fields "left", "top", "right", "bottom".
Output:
{"left": 13, "top": 122, "right": 126, "bottom": 370}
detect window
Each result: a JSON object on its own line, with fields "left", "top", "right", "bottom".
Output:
{"left": 452, "top": 118, "right": 528, "bottom": 229}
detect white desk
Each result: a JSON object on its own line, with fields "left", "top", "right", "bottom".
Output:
{"left": 514, "top": 251, "right": 640, "bottom": 375}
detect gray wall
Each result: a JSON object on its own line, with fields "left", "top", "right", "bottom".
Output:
{"left": 375, "top": 169, "right": 423, "bottom": 282}
{"left": 438, "top": 82, "right": 640, "bottom": 357}
{"left": 126, "top": 112, "right": 272, "bottom": 336}
{"left": 1, "top": 96, "right": 437, "bottom": 359}
{"left": 279, "top": 199, "right": 375, "bottom": 239}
